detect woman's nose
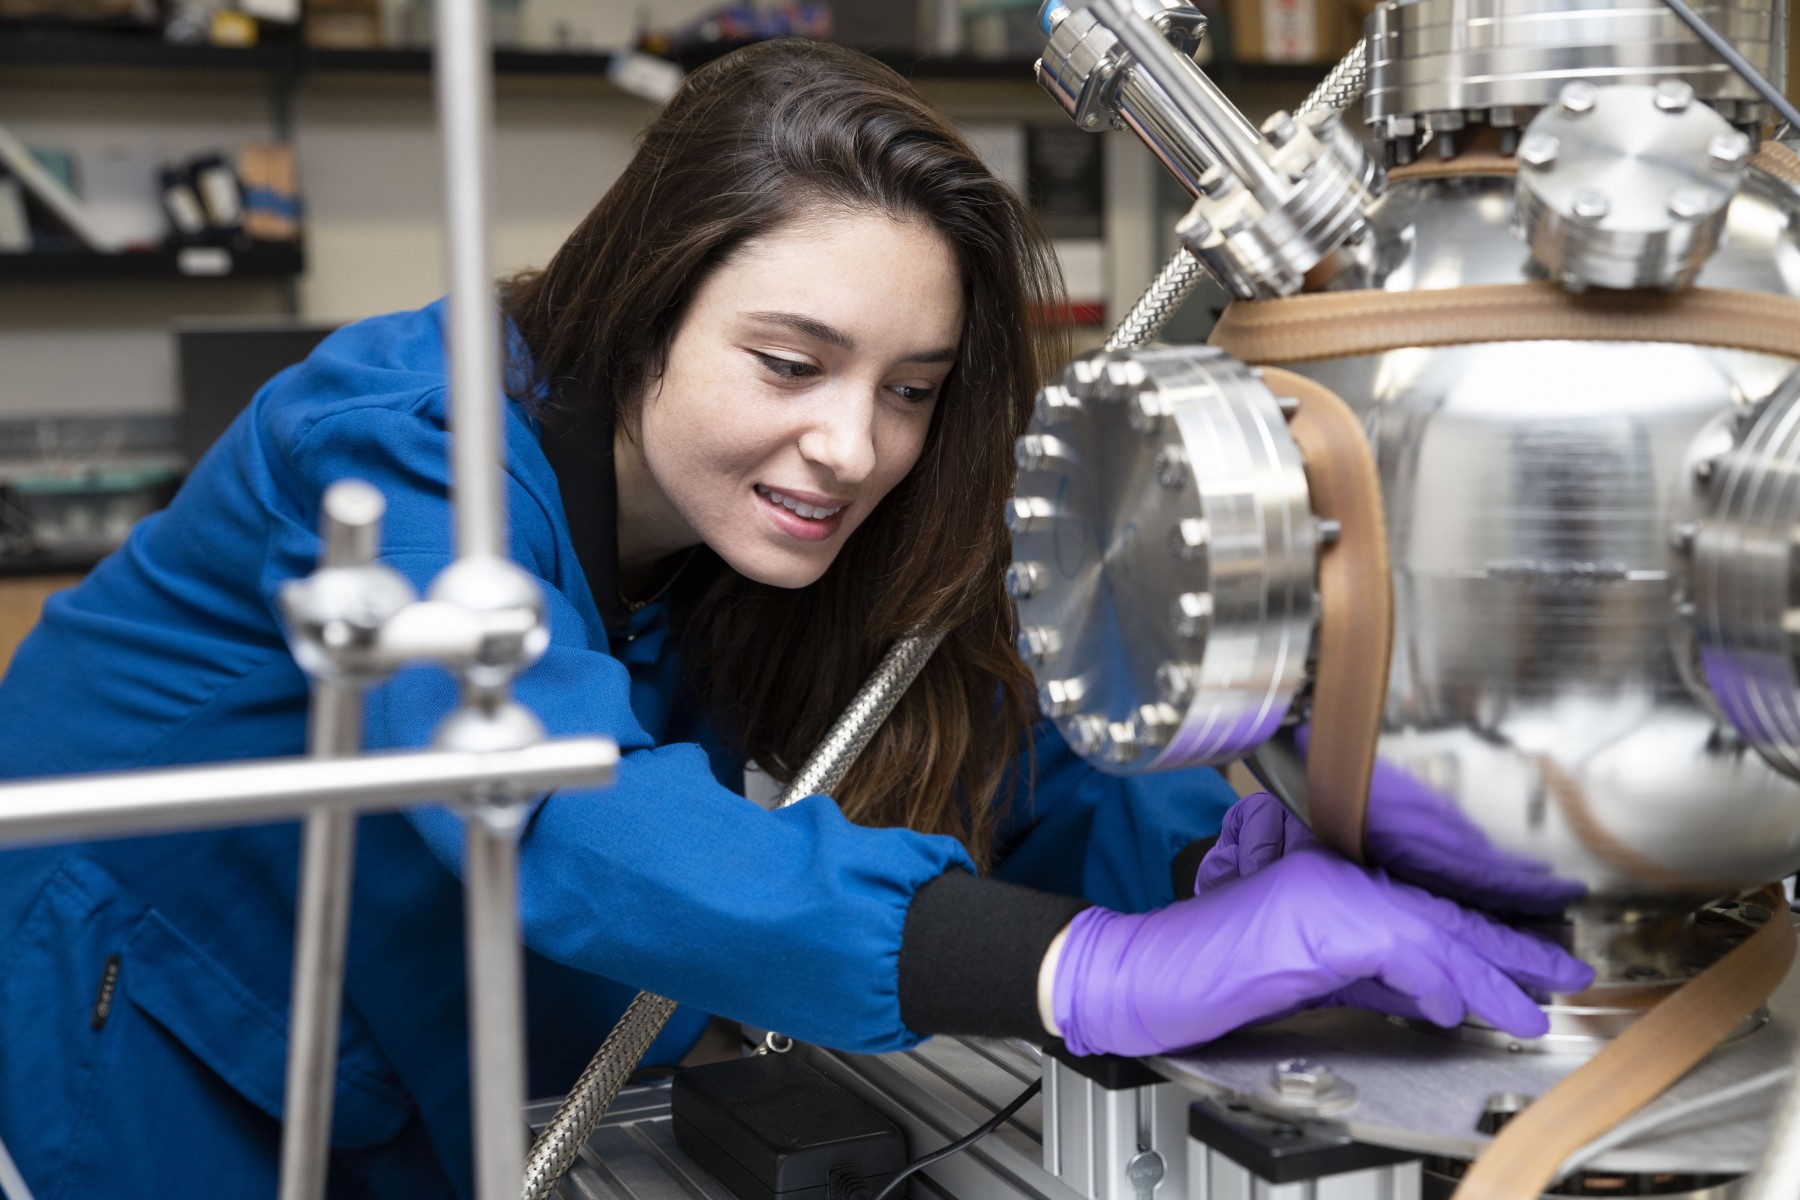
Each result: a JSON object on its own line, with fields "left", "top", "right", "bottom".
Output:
{"left": 797, "top": 392, "right": 879, "bottom": 485}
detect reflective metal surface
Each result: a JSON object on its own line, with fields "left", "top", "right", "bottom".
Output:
{"left": 1365, "top": 0, "right": 1784, "bottom": 150}
{"left": 1513, "top": 82, "right": 1750, "bottom": 290}
{"left": 1690, "top": 368, "right": 1800, "bottom": 783}
{"left": 1151, "top": 918, "right": 1800, "bottom": 1175}
{"left": 1010, "top": 347, "right": 1318, "bottom": 773}
{"left": 1264, "top": 160, "right": 1800, "bottom": 905}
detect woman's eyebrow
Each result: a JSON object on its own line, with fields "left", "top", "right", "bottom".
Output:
{"left": 743, "top": 310, "right": 956, "bottom": 365}
{"left": 744, "top": 310, "right": 854, "bottom": 350}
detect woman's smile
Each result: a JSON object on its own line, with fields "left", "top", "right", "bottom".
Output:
{"left": 754, "top": 483, "right": 850, "bottom": 541}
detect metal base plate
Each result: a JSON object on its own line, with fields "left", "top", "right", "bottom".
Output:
{"left": 1149, "top": 918, "right": 1800, "bottom": 1176}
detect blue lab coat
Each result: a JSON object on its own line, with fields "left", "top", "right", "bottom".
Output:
{"left": 0, "top": 300, "right": 1238, "bottom": 1199}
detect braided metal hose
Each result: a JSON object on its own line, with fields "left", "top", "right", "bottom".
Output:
{"left": 521, "top": 41, "right": 1376, "bottom": 1198}
{"left": 521, "top": 631, "right": 949, "bottom": 1198}
{"left": 1106, "top": 39, "right": 1370, "bottom": 352}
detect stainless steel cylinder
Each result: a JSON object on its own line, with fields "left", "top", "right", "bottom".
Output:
{"left": 1365, "top": 0, "right": 1785, "bottom": 143}
{"left": 1009, "top": 346, "right": 1319, "bottom": 773}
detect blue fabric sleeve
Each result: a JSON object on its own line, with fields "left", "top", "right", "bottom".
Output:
{"left": 266, "top": 398, "right": 977, "bottom": 1055}
{"left": 993, "top": 719, "right": 1240, "bottom": 914}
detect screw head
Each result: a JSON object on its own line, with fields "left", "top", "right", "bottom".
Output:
{"left": 1169, "top": 519, "right": 1209, "bottom": 563}
{"left": 1154, "top": 444, "right": 1190, "bottom": 488}
{"left": 1274, "top": 1058, "right": 1335, "bottom": 1097}
{"left": 1171, "top": 591, "right": 1214, "bottom": 639}
{"left": 1518, "top": 133, "right": 1560, "bottom": 169}
{"left": 1156, "top": 661, "right": 1196, "bottom": 704}
{"left": 1039, "top": 677, "right": 1085, "bottom": 717}
{"left": 1571, "top": 189, "right": 1611, "bottom": 223}
{"left": 1261, "top": 111, "right": 1299, "bottom": 148}
{"left": 1016, "top": 625, "right": 1062, "bottom": 664}
{"left": 1064, "top": 712, "right": 1108, "bottom": 756}
{"left": 1654, "top": 80, "right": 1695, "bottom": 112}
{"left": 1005, "top": 560, "right": 1048, "bottom": 599}
{"left": 1668, "top": 184, "right": 1719, "bottom": 220}
{"left": 1709, "top": 130, "right": 1752, "bottom": 170}
{"left": 1557, "top": 81, "right": 1599, "bottom": 116}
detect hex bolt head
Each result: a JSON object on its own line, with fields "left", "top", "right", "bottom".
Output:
{"left": 1156, "top": 661, "right": 1197, "bottom": 704}
{"left": 1670, "top": 523, "right": 1699, "bottom": 554}
{"left": 1015, "top": 434, "right": 1049, "bottom": 472}
{"left": 1134, "top": 703, "right": 1180, "bottom": 747}
{"left": 1039, "top": 677, "right": 1086, "bottom": 717}
{"left": 1518, "top": 133, "right": 1560, "bottom": 169}
{"left": 1016, "top": 625, "right": 1062, "bottom": 664}
{"left": 1065, "top": 712, "right": 1108, "bottom": 757}
{"left": 1710, "top": 130, "right": 1752, "bottom": 170}
{"left": 1301, "top": 107, "right": 1339, "bottom": 133}
{"left": 1035, "top": 384, "right": 1081, "bottom": 425}
{"left": 1571, "top": 189, "right": 1611, "bottom": 223}
{"left": 1129, "top": 392, "right": 1167, "bottom": 434}
{"left": 1169, "top": 518, "right": 1211, "bottom": 562}
{"left": 1274, "top": 1058, "right": 1336, "bottom": 1097}
{"left": 1694, "top": 456, "right": 1720, "bottom": 484}
{"left": 1557, "top": 81, "right": 1599, "bottom": 117}
{"left": 1006, "top": 496, "right": 1054, "bottom": 533}
{"left": 1154, "top": 444, "right": 1191, "bottom": 488}
{"left": 1668, "top": 184, "right": 1718, "bottom": 220}
{"left": 1171, "top": 591, "right": 1214, "bottom": 639}
{"left": 1654, "top": 80, "right": 1695, "bottom": 112}
{"left": 1005, "top": 560, "right": 1048, "bottom": 599}
{"left": 1101, "top": 719, "right": 1141, "bottom": 764}
{"left": 1105, "top": 358, "right": 1149, "bottom": 391}
{"left": 1261, "top": 111, "right": 1299, "bottom": 148}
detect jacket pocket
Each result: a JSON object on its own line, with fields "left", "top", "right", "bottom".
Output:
{"left": 124, "top": 907, "right": 415, "bottom": 1149}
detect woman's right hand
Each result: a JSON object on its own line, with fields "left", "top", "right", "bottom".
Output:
{"left": 1048, "top": 844, "right": 1593, "bottom": 1058}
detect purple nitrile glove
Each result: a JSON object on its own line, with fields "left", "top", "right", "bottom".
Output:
{"left": 1054, "top": 844, "right": 1594, "bottom": 1058}
{"left": 1199, "top": 743, "right": 1588, "bottom": 918}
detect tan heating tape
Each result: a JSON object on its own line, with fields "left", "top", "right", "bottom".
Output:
{"left": 1210, "top": 282, "right": 1800, "bottom": 364}
{"left": 1451, "top": 884, "right": 1795, "bottom": 1200}
{"left": 1261, "top": 368, "right": 1392, "bottom": 864}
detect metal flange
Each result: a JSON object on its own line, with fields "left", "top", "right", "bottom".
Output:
{"left": 1514, "top": 82, "right": 1751, "bottom": 291}
{"left": 1008, "top": 346, "right": 1319, "bottom": 773}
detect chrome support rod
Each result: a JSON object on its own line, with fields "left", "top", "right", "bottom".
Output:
{"left": 278, "top": 483, "right": 385, "bottom": 1200}
{"left": 465, "top": 800, "right": 532, "bottom": 1200}
{"left": 1660, "top": 0, "right": 1800, "bottom": 132}
{"left": 434, "top": 0, "right": 505, "bottom": 564}
{"left": 277, "top": 683, "right": 365, "bottom": 1200}
{"left": 0, "top": 741, "right": 616, "bottom": 846}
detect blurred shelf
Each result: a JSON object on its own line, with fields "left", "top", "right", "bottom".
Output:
{"left": 0, "top": 28, "right": 1344, "bottom": 89}
{"left": 0, "top": 28, "right": 300, "bottom": 73}
{"left": 0, "top": 243, "right": 304, "bottom": 281}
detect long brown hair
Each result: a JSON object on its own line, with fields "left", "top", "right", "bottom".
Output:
{"left": 502, "top": 39, "right": 1062, "bottom": 866}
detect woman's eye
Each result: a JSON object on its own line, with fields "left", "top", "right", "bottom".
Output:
{"left": 752, "top": 351, "right": 818, "bottom": 381}
{"left": 892, "top": 384, "right": 938, "bottom": 405}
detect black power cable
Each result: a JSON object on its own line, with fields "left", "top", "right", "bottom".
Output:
{"left": 869, "top": 1078, "right": 1043, "bottom": 1200}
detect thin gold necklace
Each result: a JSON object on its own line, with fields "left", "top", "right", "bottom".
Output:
{"left": 617, "top": 546, "right": 700, "bottom": 615}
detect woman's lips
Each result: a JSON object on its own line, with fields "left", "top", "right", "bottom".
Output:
{"left": 754, "top": 485, "right": 848, "bottom": 542}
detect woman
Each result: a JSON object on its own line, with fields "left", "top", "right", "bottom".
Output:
{"left": 0, "top": 40, "right": 1587, "bottom": 1200}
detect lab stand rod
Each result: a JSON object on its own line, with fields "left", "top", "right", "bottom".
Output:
{"left": 0, "top": 739, "right": 617, "bottom": 847}
{"left": 278, "top": 682, "right": 365, "bottom": 1200}
{"left": 434, "top": 0, "right": 505, "bottom": 564}
{"left": 465, "top": 801, "right": 531, "bottom": 1200}
{"left": 278, "top": 483, "right": 385, "bottom": 1200}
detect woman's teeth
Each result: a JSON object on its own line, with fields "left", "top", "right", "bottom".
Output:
{"left": 757, "top": 486, "right": 845, "bottom": 521}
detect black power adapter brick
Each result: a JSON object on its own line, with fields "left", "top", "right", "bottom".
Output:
{"left": 671, "top": 1054, "right": 906, "bottom": 1200}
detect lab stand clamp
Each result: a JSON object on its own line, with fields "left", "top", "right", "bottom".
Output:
{"left": 1008, "top": 345, "right": 1319, "bottom": 775}
{"left": 1512, "top": 80, "right": 1753, "bottom": 291}
{"left": 1036, "top": 0, "right": 1382, "bottom": 300}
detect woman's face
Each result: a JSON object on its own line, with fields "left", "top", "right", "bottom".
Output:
{"left": 628, "top": 208, "right": 964, "bottom": 589}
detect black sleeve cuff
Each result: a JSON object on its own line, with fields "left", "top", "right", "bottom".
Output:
{"left": 897, "top": 871, "right": 1090, "bottom": 1042}
{"left": 1171, "top": 835, "right": 1219, "bottom": 901}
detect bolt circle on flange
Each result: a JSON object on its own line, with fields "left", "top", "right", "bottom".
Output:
{"left": 1008, "top": 345, "right": 1318, "bottom": 774}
